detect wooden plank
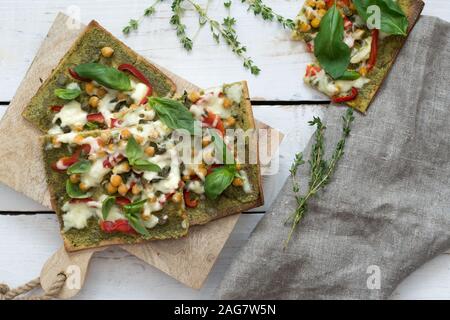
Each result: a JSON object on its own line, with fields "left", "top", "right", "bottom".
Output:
{"left": 1, "top": 213, "right": 449, "bottom": 299}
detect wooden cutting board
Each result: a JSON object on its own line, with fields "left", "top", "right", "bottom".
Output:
{"left": 0, "top": 13, "right": 281, "bottom": 298}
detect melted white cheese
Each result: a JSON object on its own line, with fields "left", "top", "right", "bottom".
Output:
{"left": 130, "top": 83, "right": 149, "bottom": 104}
{"left": 80, "top": 158, "right": 111, "bottom": 188}
{"left": 98, "top": 92, "right": 117, "bottom": 127}
{"left": 306, "top": 69, "right": 339, "bottom": 97}
{"left": 189, "top": 104, "right": 204, "bottom": 120}
{"left": 120, "top": 106, "right": 155, "bottom": 127}
{"left": 62, "top": 202, "right": 95, "bottom": 231}
{"left": 335, "top": 77, "right": 370, "bottom": 93}
{"left": 143, "top": 214, "right": 159, "bottom": 229}
{"left": 53, "top": 101, "right": 87, "bottom": 128}
{"left": 224, "top": 83, "right": 243, "bottom": 103}
{"left": 201, "top": 86, "right": 231, "bottom": 119}
{"left": 152, "top": 148, "right": 180, "bottom": 194}
{"left": 48, "top": 125, "right": 63, "bottom": 135}
{"left": 66, "top": 82, "right": 80, "bottom": 91}
{"left": 187, "top": 180, "right": 204, "bottom": 194}
{"left": 239, "top": 170, "right": 252, "bottom": 194}
{"left": 350, "top": 36, "right": 372, "bottom": 64}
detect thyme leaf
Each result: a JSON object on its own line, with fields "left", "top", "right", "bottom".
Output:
{"left": 242, "top": 0, "right": 295, "bottom": 30}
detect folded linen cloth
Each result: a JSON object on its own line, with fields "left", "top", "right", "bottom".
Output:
{"left": 218, "top": 16, "right": 450, "bottom": 300}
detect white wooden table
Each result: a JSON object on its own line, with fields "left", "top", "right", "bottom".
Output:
{"left": 0, "top": 0, "right": 449, "bottom": 300}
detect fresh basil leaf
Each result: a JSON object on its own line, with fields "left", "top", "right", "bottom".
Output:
{"left": 54, "top": 88, "right": 81, "bottom": 100}
{"left": 73, "top": 63, "right": 131, "bottom": 91}
{"left": 66, "top": 180, "right": 91, "bottom": 199}
{"left": 125, "top": 136, "right": 144, "bottom": 164}
{"left": 67, "top": 160, "right": 91, "bottom": 174}
{"left": 336, "top": 70, "right": 361, "bottom": 81}
{"left": 204, "top": 166, "right": 236, "bottom": 199}
{"left": 209, "top": 128, "right": 235, "bottom": 165}
{"left": 131, "top": 158, "right": 161, "bottom": 172}
{"left": 123, "top": 198, "right": 147, "bottom": 215}
{"left": 353, "top": 0, "right": 408, "bottom": 36}
{"left": 102, "top": 196, "right": 116, "bottom": 220}
{"left": 125, "top": 213, "right": 150, "bottom": 236}
{"left": 313, "top": 4, "right": 351, "bottom": 79}
{"left": 149, "top": 97, "right": 200, "bottom": 135}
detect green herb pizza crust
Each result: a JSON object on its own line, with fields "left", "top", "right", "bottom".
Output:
{"left": 187, "top": 81, "right": 264, "bottom": 226}
{"left": 294, "top": 0, "right": 424, "bottom": 113}
{"left": 41, "top": 132, "right": 189, "bottom": 252}
{"left": 22, "top": 20, "right": 176, "bottom": 132}
{"left": 347, "top": 0, "right": 424, "bottom": 113}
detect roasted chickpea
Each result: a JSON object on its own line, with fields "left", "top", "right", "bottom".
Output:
{"left": 223, "top": 98, "right": 232, "bottom": 109}
{"left": 118, "top": 183, "right": 129, "bottom": 196}
{"left": 188, "top": 91, "right": 201, "bottom": 103}
{"left": 171, "top": 192, "right": 182, "bottom": 203}
{"left": 110, "top": 174, "right": 123, "bottom": 188}
{"left": 69, "top": 174, "right": 80, "bottom": 184}
{"left": 85, "top": 82, "right": 96, "bottom": 95}
{"left": 131, "top": 184, "right": 141, "bottom": 195}
{"left": 101, "top": 46, "right": 114, "bottom": 58}
{"left": 145, "top": 146, "right": 155, "bottom": 157}
{"left": 135, "top": 135, "right": 144, "bottom": 144}
{"left": 224, "top": 116, "right": 236, "bottom": 128}
{"left": 311, "top": 18, "right": 321, "bottom": 29}
{"left": 89, "top": 96, "right": 100, "bottom": 108}
{"left": 121, "top": 128, "right": 131, "bottom": 139}
{"left": 79, "top": 182, "right": 89, "bottom": 191}
{"left": 232, "top": 178, "right": 244, "bottom": 187}
{"left": 106, "top": 183, "right": 117, "bottom": 194}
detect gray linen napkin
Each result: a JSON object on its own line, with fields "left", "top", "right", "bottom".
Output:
{"left": 218, "top": 16, "right": 450, "bottom": 300}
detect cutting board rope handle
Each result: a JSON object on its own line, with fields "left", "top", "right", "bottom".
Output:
{"left": 0, "top": 273, "right": 66, "bottom": 300}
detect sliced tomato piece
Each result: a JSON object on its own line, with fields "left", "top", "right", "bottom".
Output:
{"left": 183, "top": 190, "right": 198, "bottom": 208}
{"left": 110, "top": 118, "right": 122, "bottom": 128}
{"left": 203, "top": 111, "right": 225, "bottom": 136}
{"left": 87, "top": 113, "right": 105, "bottom": 124}
{"left": 115, "top": 197, "right": 131, "bottom": 206}
{"left": 50, "top": 105, "right": 63, "bottom": 112}
{"left": 68, "top": 68, "right": 89, "bottom": 82}
{"left": 114, "top": 220, "right": 134, "bottom": 233}
{"left": 100, "top": 221, "right": 116, "bottom": 233}
{"left": 306, "top": 65, "right": 321, "bottom": 77}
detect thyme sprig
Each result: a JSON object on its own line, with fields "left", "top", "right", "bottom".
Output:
{"left": 170, "top": 0, "right": 194, "bottom": 50}
{"left": 187, "top": 0, "right": 260, "bottom": 75}
{"left": 242, "top": 0, "right": 295, "bottom": 29}
{"left": 123, "top": 0, "right": 163, "bottom": 35}
{"left": 122, "top": 0, "right": 293, "bottom": 75}
{"left": 284, "top": 108, "right": 355, "bottom": 249}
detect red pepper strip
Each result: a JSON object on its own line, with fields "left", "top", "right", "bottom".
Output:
{"left": 183, "top": 190, "right": 198, "bottom": 208}
{"left": 115, "top": 197, "right": 131, "bottom": 206}
{"left": 103, "top": 154, "right": 124, "bottom": 168}
{"left": 81, "top": 144, "right": 91, "bottom": 154}
{"left": 117, "top": 64, "right": 153, "bottom": 105}
{"left": 332, "top": 87, "right": 359, "bottom": 103}
{"left": 367, "top": 29, "right": 379, "bottom": 72}
{"left": 110, "top": 118, "right": 122, "bottom": 128}
{"left": 305, "top": 65, "right": 321, "bottom": 77}
{"left": 306, "top": 42, "right": 313, "bottom": 53}
{"left": 69, "top": 198, "right": 93, "bottom": 204}
{"left": 68, "top": 68, "right": 89, "bottom": 82}
{"left": 344, "top": 17, "right": 353, "bottom": 31}
{"left": 51, "top": 148, "right": 82, "bottom": 172}
{"left": 202, "top": 111, "right": 225, "bottom": 136}
{"left": 50, "top": 105, "right": 63, "bottom": 112}
{"left": 87, "top": 113, "right": 105, "bottom": 124}
{"left": 100, "top": 219, "right": 135, "bottom": 234}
